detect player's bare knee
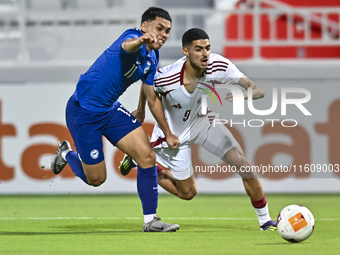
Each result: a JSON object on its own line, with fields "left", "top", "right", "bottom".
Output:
{"left": 147, "top": 149, "right": 156, "bottom": 164}
{"left": 188, "top": 190, "right": 197, "bottom": 200}
{"left": 138, "top": 149, "right": 156, "bottom": 167}
{"left": 180, "top": 193, "right": 195, "bottom": 201}
{"left": 88, "top": 178, "right": 105, "bottom": 187}
{"left": 179, "top": 189, "right": 197, "bottom": 200}
{"left": 87, "top": 174, "right": 106, "bottom": 187}
{"left": 158, "top": 170, "right": 167, "bottom": 180}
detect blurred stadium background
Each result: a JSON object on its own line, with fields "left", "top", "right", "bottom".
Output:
{"left": 0, "top": 0, "right": 340, "bottom": 194}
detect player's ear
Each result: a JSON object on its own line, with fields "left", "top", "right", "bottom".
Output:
{"left": 182, "top": 47, "right": 189, "bottom": 57}
{"left": 141, "top": 21, "right": 148, "bottom": 33}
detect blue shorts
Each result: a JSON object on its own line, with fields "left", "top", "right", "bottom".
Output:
{"left": 66, "top": 95, "right": 141, "bottom": 165}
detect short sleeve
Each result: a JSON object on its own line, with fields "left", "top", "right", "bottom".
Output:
{"left": 213, "top": 54, "right": 243, "bottom": 85}
{"left": 141, "top": 65, "right": 157, "bottom": 85}
{"left": 141, "top": 50, "right": 159, "bottom": 85}
{"left": 116, "top": 29, "right": 141, "bottom": 53}
{"left": 224, "top": 61, "right": 243, "bottom": 84}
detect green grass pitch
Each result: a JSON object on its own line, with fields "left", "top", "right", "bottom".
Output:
{"left": 0, "top": 194, "right": 339, "bottom": 255}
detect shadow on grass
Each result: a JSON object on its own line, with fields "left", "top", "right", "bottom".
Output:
{"left": 0, "top": 230, "right": 141, "bottom": 236}
{"left": 255, "top": 242, "right": 310, "bottom": 245}
{"left": 0, "top": 221, "right": 258, "bottom": 236}
{"left": 0, "top": 222, "right": 142, "bottom": 235}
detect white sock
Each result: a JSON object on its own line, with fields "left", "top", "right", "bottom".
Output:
{"left": 254, "top": 204, "right": 271, "bottom": 226}
{"left": 61, "top": 149, "right": 72, "bottom": 161}
{"left": 144, "top": 214, "right": 156, "bottom": 224}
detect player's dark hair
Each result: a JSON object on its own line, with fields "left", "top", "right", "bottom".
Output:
{"left": 141, "top": 7, "right": 172, "bottom": 24}
{"left": 182, "top": 28, "right": 209, "bottom": 47}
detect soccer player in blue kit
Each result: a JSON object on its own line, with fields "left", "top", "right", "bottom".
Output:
{"left": 50, "top": 7, "right": 180, "bottom": 232}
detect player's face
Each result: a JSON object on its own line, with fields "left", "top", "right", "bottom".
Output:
{"left": 142, "top": 17, "right": 172, "bottom": 51}
{"left": 184, "top": 39, "right": 211, "bottom": 71}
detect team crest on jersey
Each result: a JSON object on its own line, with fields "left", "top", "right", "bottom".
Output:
{"left": 144, "top": 61, "right": 151, "bottom": 74}
{"left": 90, "top": 149, "right": 99, "bottom": 159}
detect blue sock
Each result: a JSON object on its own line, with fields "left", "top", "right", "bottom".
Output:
{"left": 137, "top": 166, "right": 158, "bottom": 215}
{"left": 65, "top": 151, "right": 88, "bottom": 184}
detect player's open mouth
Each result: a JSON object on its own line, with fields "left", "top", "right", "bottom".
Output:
{"left": 201, "top": 59, "right": 208, "bottom": 66}
{"left": 158, "top": 39, "right": 165, "bottom": 46}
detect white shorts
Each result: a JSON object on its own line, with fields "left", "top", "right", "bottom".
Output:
{"left": 198, "top": 123, "right": 239, "bottom": 159}
{"left": 154, "top": 142, "right": 194, "bottom": 181}
{"left": 155, "top": 124, "right": 239, "bottom": 180}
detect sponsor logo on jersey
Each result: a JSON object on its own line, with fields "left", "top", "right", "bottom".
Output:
{"left": 172, "top": 103, "right": 182, "bottom": 109}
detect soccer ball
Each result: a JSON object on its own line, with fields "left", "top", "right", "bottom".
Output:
{"left": 276, "top": 204, "right": 315, "bottom": 243}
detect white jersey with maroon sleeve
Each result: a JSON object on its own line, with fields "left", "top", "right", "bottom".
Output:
{"left": 150, "top": 53, "right": 243, "bottom": 149}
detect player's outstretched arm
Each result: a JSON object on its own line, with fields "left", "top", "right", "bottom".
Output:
{"left": 226, "top": 75, "right": 265, "bottom": 101}
{"left": 238, "top": 75, "right": 265, "bottom": 100}
{"left": 143, "top": 83, "right": 180, "bottom": 150}
{"left": 121, "top": 33, "right": 157, "bottom": 53}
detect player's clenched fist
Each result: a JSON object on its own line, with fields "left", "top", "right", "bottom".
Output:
{"left": 166, "top": 134, "right": 180, "bottom": 150}
{"left": 139, "top": 32, "right": 157, "bottom": 44}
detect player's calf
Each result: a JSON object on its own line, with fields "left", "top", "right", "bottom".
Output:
{"left": 176, "top": 177, "right": 197, "bottom": 200}
{"left": 82, "top": 161, "right": 107, "bottom": 187}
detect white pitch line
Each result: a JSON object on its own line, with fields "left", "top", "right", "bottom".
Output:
{"left": 0, "top": 217, "right": 254, "bottom": 220}
{"left": 0, "top": 217, "right": 338, "bottom": 221}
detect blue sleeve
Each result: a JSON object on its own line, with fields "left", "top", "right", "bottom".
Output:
{"left": 141, "top": 50, "right": 159, "bottom": 85}
{"left": 119, "top": 34, "right": 139, "bottom": 53}
{"left": 141, "top": 66, "right": 156, "bottom": 85}
{"left": 109, "top": 29, "right": 140, "bottom": 53}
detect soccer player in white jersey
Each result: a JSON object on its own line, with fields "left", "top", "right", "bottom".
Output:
{"left": 120, "top": 28, "right": 277, "bottom": 231}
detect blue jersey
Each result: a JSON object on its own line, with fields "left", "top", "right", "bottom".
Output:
{"left": 74, "top": 28, "right": 159, "bottom": 112}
